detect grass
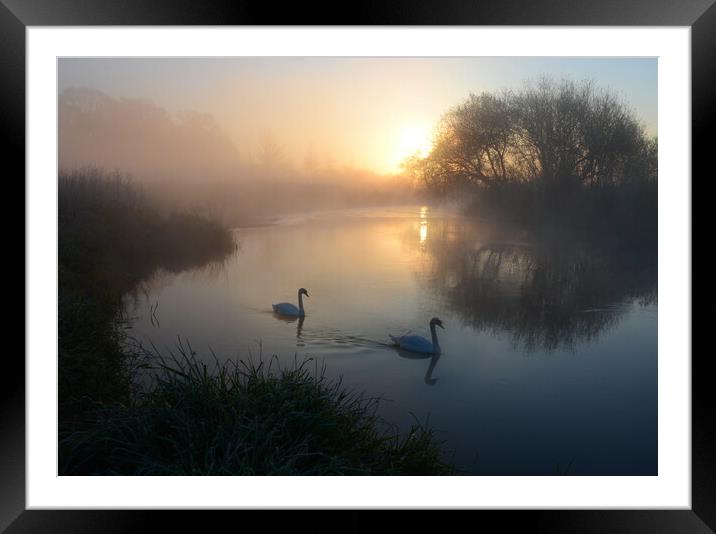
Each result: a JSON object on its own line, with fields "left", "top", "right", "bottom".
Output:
{"left": 59, "top": 168, "right": 237, "bottom": 419}
{"left": 59, "top": 345, "right": 456, "bottom": 475}
{"left": 59, "top": 168, "right": 236, "bottom": 294}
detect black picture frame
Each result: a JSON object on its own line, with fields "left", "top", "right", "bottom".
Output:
{"left": 6, "top": 1, "right": 706, "bottom": 531}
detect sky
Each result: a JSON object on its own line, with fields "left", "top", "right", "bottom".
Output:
{"left": 58, "top": 57, "right": 657, "bottom": 175}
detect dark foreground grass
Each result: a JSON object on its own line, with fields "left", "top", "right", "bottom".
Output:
{"left": 59, "top": 347, "right": 456, "bottom": 475}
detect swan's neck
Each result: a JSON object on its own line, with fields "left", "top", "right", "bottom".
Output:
{"left": 298, "top": 292, "right": 305, "bottom": 313}
{"left": 430, "top": 323, "right": 441, "bottom": 352}
{"left": 425, "top": 354, "right": 440, "bottom": 385}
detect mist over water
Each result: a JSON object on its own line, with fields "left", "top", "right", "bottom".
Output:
{"left": 58, "top": 87, "right": 417, "bottom": 225}
{"left": 124, "top": 206, "right": 657, "bottom": 475}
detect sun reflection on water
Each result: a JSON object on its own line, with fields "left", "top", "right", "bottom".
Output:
{"left": 419, "top": 206, "right": 429, "bottom": 246}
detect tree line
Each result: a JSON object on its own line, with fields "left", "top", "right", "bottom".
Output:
{"left": 405, "top": 78, "right": 657, "bottom": 241}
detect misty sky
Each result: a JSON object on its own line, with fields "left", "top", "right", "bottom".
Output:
{"left": 59, "top": 57, "right": 657, "bottom": 175}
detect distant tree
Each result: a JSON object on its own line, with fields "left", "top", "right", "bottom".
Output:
{"left": 258, "top": 130, "right": 285, "bottom": 171}
{"left": 303, "top": 143, "right": 319, "bottom": 175}
{"left": 58, "top": 88, "right": 241, "bottom": 179}
{"left": 511, "top": 78, "right": 654, "bottom": 188}
{"left": 413, "top": 92, "right": 516, "bottom": 193}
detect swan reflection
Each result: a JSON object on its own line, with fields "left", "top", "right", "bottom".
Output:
{"left": 272, "top": 313, "right": 306, "bottom": 345}
{"left": 393, "top": 347, "right": 442, "bottom": 386}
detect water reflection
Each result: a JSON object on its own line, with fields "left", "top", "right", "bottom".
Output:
{"left": 406, "top": 217, "right": 657, "bottom": 352}
{"left": 273, "top": 313, "right": 306, "bottom": 344}
{"left": 419, "top": 205, "right": 429, "bottom": 248}
{"left": 393, "top": 347, "right": 442, "bottom": 385}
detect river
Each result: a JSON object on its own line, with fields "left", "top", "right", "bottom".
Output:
{"left": 124, "top": 205, "right": 657, "bottom": 475}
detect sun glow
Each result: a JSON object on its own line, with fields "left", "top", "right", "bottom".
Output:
{"left": 391, "top": 124, "right": 433, "bottom": 173}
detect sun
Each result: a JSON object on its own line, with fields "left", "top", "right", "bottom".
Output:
{"left": 391, "top": 124, "right": 433, "bottom": 171}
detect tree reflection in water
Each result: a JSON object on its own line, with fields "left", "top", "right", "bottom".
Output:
{"left": 405, "top": 216, "right": 657, "bottom": 352}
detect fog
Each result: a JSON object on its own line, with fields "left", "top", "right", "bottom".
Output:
{"left": 59, "top": 87, "right": 415, "bottom": 224}
{"left": 58, "top": 57, "right": 657, "bottom": 224}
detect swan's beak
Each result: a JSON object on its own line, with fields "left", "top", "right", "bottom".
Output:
{"left": 305, "top": 292, "right": 310, "bottom": 298}
{"left": 438, "top": 323, "right": 445, "bottom": 329}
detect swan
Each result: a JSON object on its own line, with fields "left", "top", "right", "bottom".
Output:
{"left": 389, "top": 317, "right": 445, "bottom": 355}
{"left": 272, "top": 288, "right": 309, "bottom": 317}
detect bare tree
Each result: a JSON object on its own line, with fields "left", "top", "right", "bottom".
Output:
{"left": 411, "top": 78, "right": 656, "bottom": 194}
{"left": 258, "top": 130, "right": 285, "bottom": 171}
{"left": 405, "top": 78, "right": 657, "bottom": 238}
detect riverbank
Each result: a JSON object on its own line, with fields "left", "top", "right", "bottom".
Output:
{"left": 462, "top": 181, "right": 657, "bottom": 251}
{"left": 59, "top": 169, "right": 237, "bottom": 419}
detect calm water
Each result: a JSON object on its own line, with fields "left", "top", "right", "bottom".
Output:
{"left": 124, "top": 206, "right": 657, "bottom": 475}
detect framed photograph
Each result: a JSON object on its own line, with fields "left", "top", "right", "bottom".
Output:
{"left": 8, "top": 0, "right": 706, "bottom": 531}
